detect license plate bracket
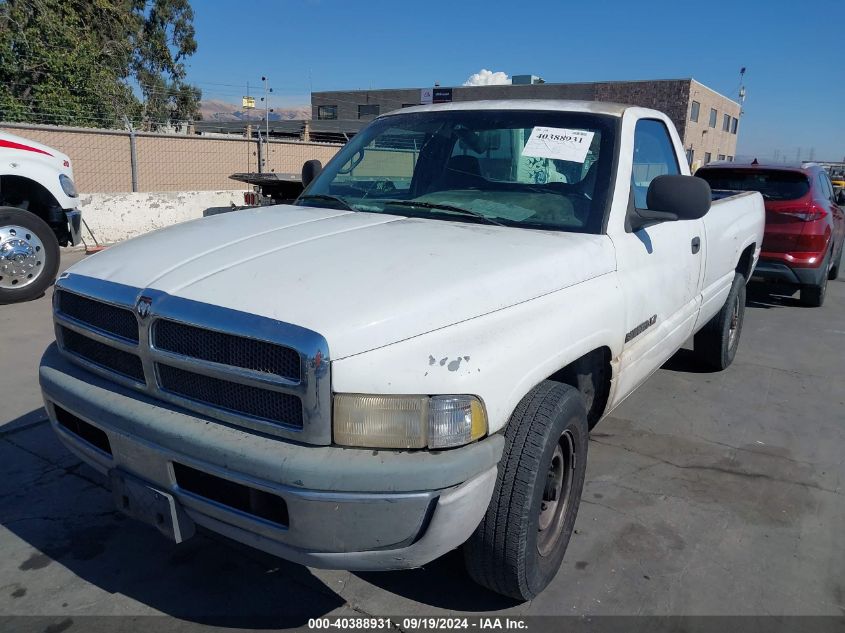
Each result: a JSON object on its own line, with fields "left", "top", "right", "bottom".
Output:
{"left": 110, "top": 469, "right": 195, "bottom": 543}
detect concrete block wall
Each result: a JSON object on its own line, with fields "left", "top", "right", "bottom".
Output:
{"left": 311, "top": 79, "right": 743, "bottom": 168}
{"left": 0, "top": 122, "right": 342, "bottom": 194}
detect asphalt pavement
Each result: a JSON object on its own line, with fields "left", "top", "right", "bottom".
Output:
{"left": 0, "top": 249, "right": 843, "bottom": 628}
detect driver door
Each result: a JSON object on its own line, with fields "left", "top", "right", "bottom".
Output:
{"left": 611, "top": 119, "right": 704, "bottom": 404}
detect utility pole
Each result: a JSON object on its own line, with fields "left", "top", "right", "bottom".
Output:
{"left": 260, "top": 76, "right": 273, "bottom": 172}
{"left": 243, "top": 81, "right": 255, "bottom": 172}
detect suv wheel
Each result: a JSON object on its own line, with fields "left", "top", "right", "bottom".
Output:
{"left": 828, "top": 243, "right": 841, "bottom": 281}
{"left": 464, "top": 381, "right": 588, "bottom": 601}
{"left": 800, "top": 275, "right": 827, "bottom": 307}
{"left": 801, "top": 249, "right": 831, "bottom": 307}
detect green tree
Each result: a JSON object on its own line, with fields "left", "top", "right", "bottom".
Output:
{"left": 0, "top": 0, "right": 201, "bottom": 130}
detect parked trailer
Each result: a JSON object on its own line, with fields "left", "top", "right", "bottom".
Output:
{"left": 229, "top": 172, "right": 304, "bottom": 207}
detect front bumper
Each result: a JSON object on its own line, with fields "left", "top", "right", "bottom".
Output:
{"left": 65, "top": 208, "right": 82, "bottom": 246}
{"left": 39, "top": 344, "right": 503, "bottom": 570}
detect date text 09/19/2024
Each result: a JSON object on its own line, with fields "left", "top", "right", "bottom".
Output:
{"left": 307, "top": 617, "right": 529, "bottom": 630}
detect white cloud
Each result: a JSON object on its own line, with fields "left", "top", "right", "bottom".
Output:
{"left": 463, "top": 69, "right": 511, "bottom": 87}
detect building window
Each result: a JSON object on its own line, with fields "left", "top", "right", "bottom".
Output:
{"left": 690, "top": 101, "right": 700, "bottom": 122}
{"left": 704, "top": 152, "right": 712, "bottom": 164}
{"left": 686, "top": 148, "right": 695, "bottom": 166}
{"left": 358, "top": 104, "right": 380, "bottom": 119}
{"left": 722, "top": 114, "right": 730, "bottom": 132}
{"left": 709, "top": 108, "right": 717, "bottom": 128}
{"left": 727, "top": 155, "right": 734, "bottom": 162}
{"left": 731, "top": 117, "right": 738, "bottom": 134}
{"left": 717, "top": 154, "right": 726, "bottom": 161}
{"left": 317, "top": 105, "right": 337, "bottom": 120}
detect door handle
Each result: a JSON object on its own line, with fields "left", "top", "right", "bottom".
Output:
{"left": 691, "top": 237, "right": 701, "bottom": 254}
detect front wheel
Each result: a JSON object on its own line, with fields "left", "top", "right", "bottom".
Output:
{"left": 463, "top": 381, "right": 588, "bottom": 601}
{"left": 694, "top": 272, "right": 746, "bottom": 370}
{"left": 0, "top": 207, "right": 61, "bottom": 304}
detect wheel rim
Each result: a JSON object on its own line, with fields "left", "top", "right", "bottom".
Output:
{"left": 727, "top": 295, "right": 740, "bottom": 350}
{"left": 537, "top": 429, "right": 575, "bottom": 557}
{"left": 0, "top": 225, "right": 46, "bottom": 290}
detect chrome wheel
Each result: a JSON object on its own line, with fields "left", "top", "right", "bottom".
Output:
{"left": 537, "top": 430, "right": 575, "bottom": 557}
{"left": 0, "top": 225, "right": 46, "bottom": 290}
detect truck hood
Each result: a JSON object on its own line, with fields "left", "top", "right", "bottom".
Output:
{"left": 67, "top": 205, "right": 616, "bottom": 358}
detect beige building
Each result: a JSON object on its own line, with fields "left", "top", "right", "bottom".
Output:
{"left": 312, "top": 78, "right": 741, "bottom": 168}
{"left": 682, "top": 79, "right": 742, "bottom": 170}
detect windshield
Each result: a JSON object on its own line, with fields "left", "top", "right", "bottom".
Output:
{"left": 297, "top": 110, "right": 618, "bottom": 233}
{"left": 697, "top": 168, "right": 811, "bottom": 201}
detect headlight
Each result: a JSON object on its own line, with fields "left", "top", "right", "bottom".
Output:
{"left": 59, "top": 174, "right": 78, "bottom": 197}
{"left": 333, "top": 394, "right": 488, "bottom": 449}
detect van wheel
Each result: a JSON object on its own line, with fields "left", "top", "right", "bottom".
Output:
{"left": 694, "top": 272, "right": 746, "bottom": 370}
{"left": 464, "top": 381, "right": 588, "bottom": 601}
{"left": 0, "top": 207, "right": 60, "bottom": 304}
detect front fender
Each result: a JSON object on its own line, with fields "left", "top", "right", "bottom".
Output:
{"left": 331, "top": 273, "right": 625, "bottom": 434}
{"left": 0, "top": 156, "right": 79, "bottom": 210}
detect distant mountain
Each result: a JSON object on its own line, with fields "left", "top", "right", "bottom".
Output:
{"left": 199, "top": 99, "right": 310, "bottom": 122}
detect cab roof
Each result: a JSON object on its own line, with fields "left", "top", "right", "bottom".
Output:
{"left": 380, "top": 99, "right": 634, "bottom": 118}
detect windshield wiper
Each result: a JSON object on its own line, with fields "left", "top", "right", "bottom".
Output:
{"left": 297, "top": 194, "right": 356, "bottom": 211}
{"left": 382, "top": 199, "right": 507, "bottom": 227}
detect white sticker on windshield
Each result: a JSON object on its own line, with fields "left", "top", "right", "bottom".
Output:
{"left": 522, "top": 127, "right": 595, "bottom": 163}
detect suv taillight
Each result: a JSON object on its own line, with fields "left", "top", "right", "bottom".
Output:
{"left": 772, "top": 205, "right": 826, "bottom": 221}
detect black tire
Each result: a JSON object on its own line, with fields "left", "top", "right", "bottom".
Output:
{"left": 0, "top": 207, "right": 60, "bottom": 305}
{"left": 694, "top": 272, "right": 746, "bottom": 370}
{"left": 800, "top": 277, "right": 827, "bottom": 307}
{"left": 800, "top": 248, "right": 830, "bottom": 307}
{"left": 464, "top": 381, "right": 588, "bottom": 601}
{"left": 828, "top": 243, "right": 841, "bottom": 281}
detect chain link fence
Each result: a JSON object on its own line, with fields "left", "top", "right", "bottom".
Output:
{"left": 0, "top": 122, "right": 342, "bottom": 194}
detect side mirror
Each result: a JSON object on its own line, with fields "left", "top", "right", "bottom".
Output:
{"left": 628, "top": 175, "right": 711, "bottom": 232}
{"left": 301, "top": 159, "right": 323, "bottom": 188}
{"left": 837, "top": 189, "right": 845, "bottom": 205}
{"left": 647, "top": 174, "right": 711, "bottom": 219}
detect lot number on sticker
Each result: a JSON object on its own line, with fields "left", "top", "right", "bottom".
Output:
{"left": 523, "top": 127, "right": 595, "bottom": 163}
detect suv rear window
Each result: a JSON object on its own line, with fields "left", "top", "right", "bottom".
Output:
{"left": 696, "top": 168, "right": 810, "bottom": 201}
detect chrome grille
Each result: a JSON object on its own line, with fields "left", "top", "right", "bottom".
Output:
{"left": 52, "top": 274, "right": 331, "bottom": 444}
{"left": 57, "top": 290, "right": 139, "bottom": 342}
{"left": 153, "top": 319, "right": 301, "bottom": 381}
{"left": 157, "top": 364, "right": 303, "bottom": 428}
{"left": 60, "top": 326, "right": 144, "bottom": 381}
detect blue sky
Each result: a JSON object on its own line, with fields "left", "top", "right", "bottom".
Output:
{"left": 187, "top": 0, "right": 845, "bottom": 160}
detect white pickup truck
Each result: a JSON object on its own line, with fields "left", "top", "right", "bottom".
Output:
{"left": 1, "top": 130, "right": 82, "bottom": 303}
{"left": 39, "top": 101, "right": 764, "bottom": 600}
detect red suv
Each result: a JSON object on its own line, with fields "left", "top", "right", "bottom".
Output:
{"left": 697, "top": 162, "right": 845, "bottom": 306}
